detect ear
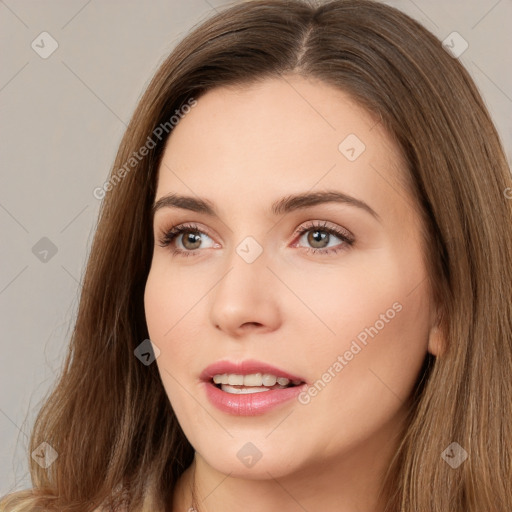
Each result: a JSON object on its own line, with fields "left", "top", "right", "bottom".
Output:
{"left": 427, "top": 305, "right": 446, "bottom": 357}
{"left": 427, "top": 325, "right": 445, "bottom": 356}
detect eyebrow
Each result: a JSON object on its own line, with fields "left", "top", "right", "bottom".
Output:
{"left": 152, "top": 190, "right": 381, "bottom": 222}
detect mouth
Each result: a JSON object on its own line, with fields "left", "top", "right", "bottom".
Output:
{"left": 210, "top": 373, "right": 305, "bottom": 394}
{"left": 201, "top": 360, "right": 307, "bottom": 415}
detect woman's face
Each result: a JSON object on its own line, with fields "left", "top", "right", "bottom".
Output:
{"left": 144, "top": 75, "right": 440, "bottom": 481}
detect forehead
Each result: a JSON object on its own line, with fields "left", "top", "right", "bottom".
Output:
{"left": 155, "top": 75, "right": 410, "bottom": 221}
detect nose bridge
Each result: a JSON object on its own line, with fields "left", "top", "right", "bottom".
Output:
{"left": 215, "top": 235, "right": 272, "bottom": 303}
{"left": 209, "top": 233, "right": 281, "bottom": 332}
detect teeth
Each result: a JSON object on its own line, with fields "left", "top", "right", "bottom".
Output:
{"left": 244, "top": 373, "right": 263, "bottom": 386}
{"left": 212, "top": 373, "right": 295, "bottom": 387}
{"left": 212, "top": 374, "right": 226, "bottom": 384}
{"left": 262, "top": 374, "right": 277, "bottom": 386}
{"left": 220, "top": 384, "right": 272, "bottom": 394}
{"left": 227, "top": 374, "right": 244, "bottom": 385}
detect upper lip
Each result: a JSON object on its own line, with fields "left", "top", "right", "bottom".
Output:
{"left": 200, "top": 359, "right": 306, "bottom": 383}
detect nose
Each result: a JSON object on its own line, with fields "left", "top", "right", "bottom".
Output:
{"left": 209, "top": 244, "right": 282, "bottom": 337}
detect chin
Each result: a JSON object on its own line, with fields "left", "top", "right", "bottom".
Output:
{"left": 198, "top": 447, "right": 302, "bottom": 480}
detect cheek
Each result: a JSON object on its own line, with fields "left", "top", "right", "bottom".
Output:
{"left": 144, "top": 261, "right": 206, "bottom": 341}
{"left": 278, "top": 245, "right": 429, "bottom": 346}
{"left": 144, "top": 268, "right": 194, "bottom": 424}
{"left": 279, "top": 242, "right": 431, "bottom": 390}
{"left": 144, "top": 267, "right": 187, "bottom": 380}
{"left": 144, "top": 267, "right": 172, "bottom": 342}
{"left": 143, "top": 263, "right": 208, "bottom": 387}
{"left": 308, "top": 304, "right": 429, "bottom": 447}
{"left": 290, "top": 250, "right": 431, "bottom": 419}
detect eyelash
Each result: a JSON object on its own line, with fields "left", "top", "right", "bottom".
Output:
{"left": 157, "top": 221, "right": 355, "bottom": 258}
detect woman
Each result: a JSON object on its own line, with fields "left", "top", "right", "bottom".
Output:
{"left": 2, "top": 0, "right": 511, "bottom": 510}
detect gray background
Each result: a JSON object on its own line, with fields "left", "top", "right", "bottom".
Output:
{"left": 1, "top": 0, "right": 511, "bottom": 495}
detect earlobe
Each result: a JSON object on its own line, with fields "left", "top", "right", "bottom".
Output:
{"left": 427, "top": 302, "right": 445, "bottom": 356}
{"left": 427, "top": 325, "right": 445, "bottom": 357}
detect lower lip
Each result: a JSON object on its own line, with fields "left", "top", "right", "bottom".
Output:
{"left": 203, "top": 380, "right": 306, "bottom": 416}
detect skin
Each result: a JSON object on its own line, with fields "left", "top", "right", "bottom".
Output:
{"left": 143, "top": 75, "right": 444, "bottom": 512}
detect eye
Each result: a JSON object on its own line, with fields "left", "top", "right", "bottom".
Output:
{"left": 157, "top": 220, "right": 354, "bottom": 258}
{"left": 157, "top": 222, "right": 216, "bottom": 257}
{"left": 292, "top": 220, "right": 354, "bottom": 255}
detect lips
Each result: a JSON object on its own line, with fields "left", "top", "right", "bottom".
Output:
{"left": 200, "top": 359, "right": 307, "bottom": 385}
{"left": 199, "top": 359, "right": 308, "bottom": 415}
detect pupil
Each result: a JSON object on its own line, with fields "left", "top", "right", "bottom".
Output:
{"left": 308, "top": 230, "right": 328, "bottom": 248}
{"left": 184, "top": 231, "right": 201, "bottom": 249}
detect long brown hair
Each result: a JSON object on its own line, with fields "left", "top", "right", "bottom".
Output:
{"left": 2, "top": 0, "right": 511, "bottom": 510}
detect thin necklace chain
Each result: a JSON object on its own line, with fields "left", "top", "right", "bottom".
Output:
{"left": 189, "top": 459, "right": 200, "bottom": 512}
